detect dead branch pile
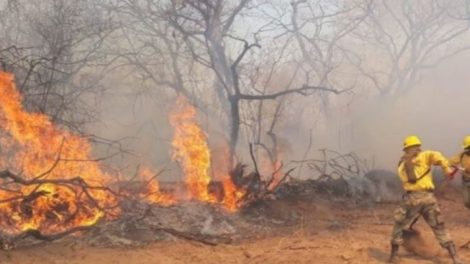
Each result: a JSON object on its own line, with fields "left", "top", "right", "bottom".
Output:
{"left": 287, "top": 150, "right": 382, "bottom": 200}
{"left": 0, "top": 169, "right": 118, "bottom": 248}
{"left": 227, "top": 144, "right": 296, "bottom": 208}
{"left": 293, "top": 149, "right": 371, "bottom": 180}
{"left": 0, "top": 166, "right": 301, "bottom": 249}
{"left": 0, "top": 170, "right": 118, "bottom": 210}
{"left": 0, "top": 149, "right": 382, "bottom": 249}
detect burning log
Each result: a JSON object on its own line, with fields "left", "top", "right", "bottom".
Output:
{"left": 0, "top": 170, "right": 118, "bottom": 209}
{"left": 229, "top": 144, "right": 296, "bottom": 207}
{"left": 0, "top": 72, "right": 120, "bottom": 237}
{"left": 207, "top": 181, "right": 225, "bottom": 202}
{"left": 0, "top": 169, "right": 119, "bottom": 242}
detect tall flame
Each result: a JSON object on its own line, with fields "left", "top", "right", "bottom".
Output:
{"left": 169, "top": 96, "right": 215, "bottom": 202}
{"left": 0, "top": 72, "right": 118, "bottom": 234}
{"left": 0, "top": 72, "right": 246, "bottom": 236}
{"left": 168, "top": 96, "right": 245, "bottom": 210}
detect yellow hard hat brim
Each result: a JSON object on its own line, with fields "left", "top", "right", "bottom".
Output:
{"left": 403, "top": 144, "right": 421, "bottom": 150}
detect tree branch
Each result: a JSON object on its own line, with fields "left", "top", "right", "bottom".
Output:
{"left": 239, "top": 85, "right": 341, "bottom": 100}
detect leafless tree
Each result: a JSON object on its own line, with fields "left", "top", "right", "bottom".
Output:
{"left": 0, "top": 0, "right": 115, "bottom": 130}
{"left": 235, "top": 0, "right": 367, "bottom": 174}
{"left": 112, "top": 0, "right": 343, "bottom": 161}
{"left": 349, "top": 0, "right": 470, "bottom": 97}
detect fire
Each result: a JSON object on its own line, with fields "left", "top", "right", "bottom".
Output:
{"left": 0, "top": 72, "right": 118, "bottom": 234}
{"left": 169, "top": 96, "right": 215, "bottom": 202}
{"left": 267, "top": 159, "right": 283, "bottom": 191}
{"left": 221, "top": 178, "right": 245, "bottom": 211}
{"left": 0, "top": 72, "right": 245, "bottom": 237}
{"left": 168, "top": 96, "right": 245, "bottom": 210}
{"left": 139, "top": 167, "right": 175, "bottom": 206}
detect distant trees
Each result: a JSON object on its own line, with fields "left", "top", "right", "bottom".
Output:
{"left": 112, "top": 0, "right": 347, "bottom": 159}
{"left": 350, "top": 0, "right": 470, "bottom": 97}
{"left": 0, "top": 0, "right": 114, "bottom": 130}
{"left": 2, "top": 0, "right": 470, "bottom": 161}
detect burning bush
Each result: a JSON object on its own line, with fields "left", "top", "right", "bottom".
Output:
{"left": 0, "top": 72, "right": 249, "bottom": 241}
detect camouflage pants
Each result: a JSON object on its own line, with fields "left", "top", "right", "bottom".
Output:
{"left": 391, "top": 191, "right": 452, "bottom": 247}
{"left": 462, "top": 176, "right": 470, "bottom": 209}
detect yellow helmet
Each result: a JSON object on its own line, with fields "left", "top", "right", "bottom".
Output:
{"left": 463, "top": 135, "right": 470, "bottom": 149}
{"left": 403, "top": 135, "right": 422, "bottom": 149}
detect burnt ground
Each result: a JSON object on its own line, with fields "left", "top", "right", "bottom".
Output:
{"left": 1, "top": 182, "right": 470, "bottom": 264}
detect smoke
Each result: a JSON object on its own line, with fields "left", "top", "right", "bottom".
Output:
{"left": 279, "top": 53, "right": 470, "bottom": 174}
{"left": 73, "top": 4, "right": 470, "bottom": 183}
{"left": 84, "top": 75, "right": 177, "bottom": 180}
{"left": 81, "top": 55, "right": 470, "bottom": 184}
{"left": 345, "top": 55, "right": 470, "bottom": 169}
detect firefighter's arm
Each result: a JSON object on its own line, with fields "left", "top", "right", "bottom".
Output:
{"left": 462, "top": 155, "right": 470, "bottom": 173}
{"left": 448, "top": 154, "right": 462, "bottom": 167}
{"left": 426, "top": 151, "right": 458, "bottom": 178}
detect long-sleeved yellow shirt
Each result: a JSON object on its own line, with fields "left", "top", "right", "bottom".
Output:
{"left": 449, "top": 151, "right": 470, "bottom": 178}
{"left": 398, "top": 150, "right": 453, "bottom": 191}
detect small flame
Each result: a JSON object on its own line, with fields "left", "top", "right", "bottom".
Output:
{"left": 139, "top": 167, "right": 175, "bottom": 206}
{"left": 267, "top": 159, "right": 283, "bottom": 191}
{"left": 221, "top": 178, "right": 245, "bottom": 212}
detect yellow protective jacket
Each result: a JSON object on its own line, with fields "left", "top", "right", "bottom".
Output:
{"left": 449, "top": 151, "right": 470, "bottom": 179}
{"left": 398, "top": 150, "right": 453, "bottom": 192}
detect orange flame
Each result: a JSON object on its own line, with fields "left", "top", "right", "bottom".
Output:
{"left": 211, "top": 138, "right": 245, "bottom": 211}
{"left": 139, "top": 167, "right": 175, "bottom": 206}
{"left": 267, "top": 159, "right": 283, "bottom": 191}
{"left": 0, "top": 72, "right": 246, "bottom": 235}
{"left": 221, "top": 178, "right": 245, "bottom": 211}
{"left": 0, "top": 72, "right": 118, "bottom": 234}
{"left": 168, "top": 96, "right": 245, "bottom": 210}
{"left": 169, "top": 96, "right": 215, "bottom": 202}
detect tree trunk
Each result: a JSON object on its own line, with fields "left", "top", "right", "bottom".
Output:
{"left": 228, "top": 95, "right": 240, "bottom": 159}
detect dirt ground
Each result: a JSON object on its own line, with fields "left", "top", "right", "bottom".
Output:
{"left": 2, "top": 188, "right": 470, "bottom": 264}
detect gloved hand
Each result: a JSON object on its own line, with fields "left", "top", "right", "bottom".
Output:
{"left": 447, "top": 166, "right": 460, "bottom": 180}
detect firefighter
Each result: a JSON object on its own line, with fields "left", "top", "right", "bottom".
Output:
{"left": 450, "top": 136, "right": 470, "bottom": 209}
{"left": 389, "top": 135, "right": 462, "bottom": 264}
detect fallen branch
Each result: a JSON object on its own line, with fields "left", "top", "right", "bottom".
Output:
{"left": 461, "top": 240, "right": 470, "bottom": 249}
{"left": 0, "top": 170, "right": 118, "bottom": 239}
{"left": 269, "top": 168, "right": 296, "bottom": 193}
{"left": 0, "top": 225, "right": 94, "bottom": 250}
{"left": 265, "top": 161, "right": 284, "bottom": 190}
{"left": 0, "top": 170, "right": 119, "bottom": 210}
{"left": 153, "top": 227, "right": 228, "bottom": 246}
{"left": 0, "top": 190, "right": 49, "bottom": 204}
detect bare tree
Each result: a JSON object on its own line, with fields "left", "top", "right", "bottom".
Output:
{"left": 235, "top": 0, "right": 367, "bottom": 174}
{"left": 112, "top": 0, "right": 342, "bottom": 160}
{"left": 0, "top": 0, "right": 115, "bottom": 130}
{"left": 288, "top": 0, "right": 367, "bottom": 109}
{"left": 349, "top": 0, "right": 470, "bottom": 97}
